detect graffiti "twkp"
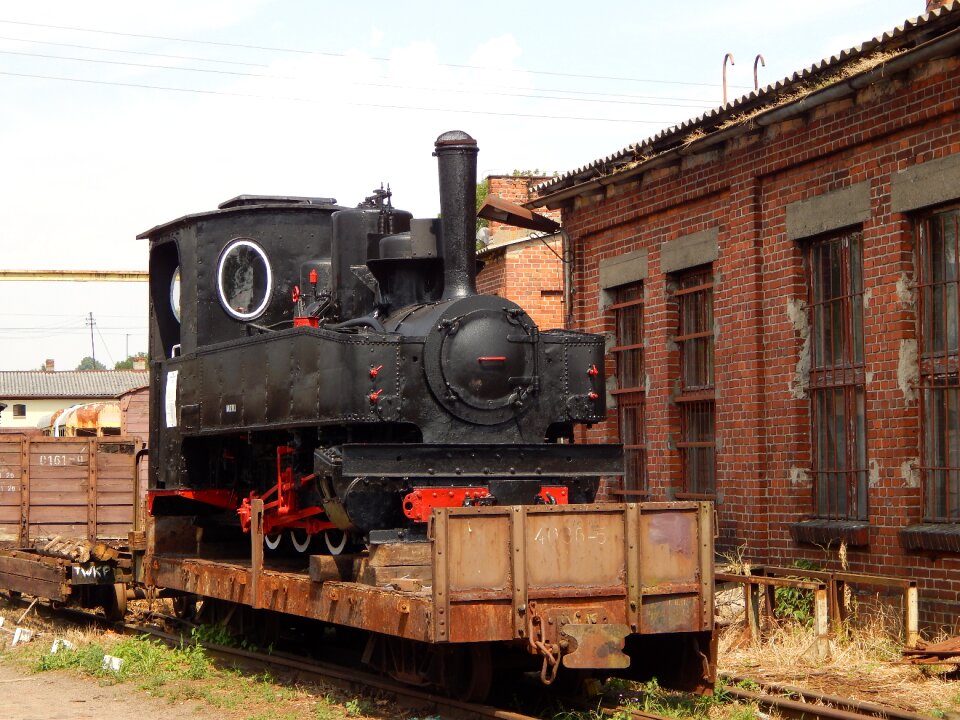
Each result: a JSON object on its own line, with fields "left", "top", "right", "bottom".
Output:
{"left": 70, "top": 564, "right": 115, "bottom": 585}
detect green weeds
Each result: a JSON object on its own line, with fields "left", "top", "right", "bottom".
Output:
{"left": 20, "top": 632, "right": 361, "bottom": 719}
{"left": 773, "top": 558, "right": 820, "bottom": 627}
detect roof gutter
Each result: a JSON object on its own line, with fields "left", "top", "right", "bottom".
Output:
{"left": 529, "top": 24, "right": 960, "bottom": 210}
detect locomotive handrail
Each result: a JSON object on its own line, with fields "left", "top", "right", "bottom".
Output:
{"left": 335, "top": 443, "right": 625, "bottom": 478}
{"left": 325, "top": 316, "right": 387, "bottom": 332}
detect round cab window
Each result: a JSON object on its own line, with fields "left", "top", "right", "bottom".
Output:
{"left": 170, "top": 267, "right": 181, "bottom": 322}
{"left": 217, "top": 239, "right": 272, "bottom": 319}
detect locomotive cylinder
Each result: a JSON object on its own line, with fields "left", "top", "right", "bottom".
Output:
{"left": 434, "top": 130, "right": 479, "bottom": 299}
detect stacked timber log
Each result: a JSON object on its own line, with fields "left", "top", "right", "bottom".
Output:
{"left": 33, "top": 536, "right": 120, "bottom": 564}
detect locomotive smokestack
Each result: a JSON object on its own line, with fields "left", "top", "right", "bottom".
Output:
{"left": 434, "top": 130, "right": 479, "bottom": 299}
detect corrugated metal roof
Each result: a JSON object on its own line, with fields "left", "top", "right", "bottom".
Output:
{"left": 0, "top": 371, "right": 148, "bottom": 398}
{"left": 534, "top": 1, "right": 960, "bottom": 198}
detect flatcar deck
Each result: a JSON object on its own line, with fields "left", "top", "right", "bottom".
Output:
{"left": 150, "top": 554, "right": 436, "bottom": 641}
{"left": 147, "top": 502, "right": 715, "bottom": 652}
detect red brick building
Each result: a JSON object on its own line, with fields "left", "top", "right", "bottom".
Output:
{"left": 477, "top": 175, "right": 566, "bottom": 330}
{"left": 530, "top": 2, "right": 960, "bottom": 627}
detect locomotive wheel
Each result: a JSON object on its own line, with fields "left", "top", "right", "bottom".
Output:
{"left": 324, "top": 529, "right": 348, "bottom": 556}
{"left": 264, "top": 532, "right": 283, "bottom": 551}
{"left": 290, "top": 529, "right": 312, "bottom": 553}
{"left": 104, "top": 583, "right": 127, "bottom": 621}
{"left": 172, "top": 594, "right": 197, "bottom": 620}
{"left": 445, "top": 643, "right": 493, "bottom": 703}
{"left": 373, "top": 636, "right": 493, "bottom": 702}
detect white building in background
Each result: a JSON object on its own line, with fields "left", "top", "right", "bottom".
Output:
{"left": 0, "top": 362, "right": 147, "bottom": 433}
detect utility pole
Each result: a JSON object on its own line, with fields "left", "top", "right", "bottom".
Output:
{"left": 86, "top": 312, "right": 96, "bottom": 364}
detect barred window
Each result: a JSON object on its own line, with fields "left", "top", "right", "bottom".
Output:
{"left": 807, "top": 231, "right": 868, "bottom": 521}
{"left": 12, "top": 404, "right": 26, "bottom": 418}
{"left": 609, "top": 283, "right": 647, "bottom": 491}
{"left": 675, "top": 269, "right": 715, "bottom": 494}
{"left": 917, "top": 206, "right": 960, "bottom": 522}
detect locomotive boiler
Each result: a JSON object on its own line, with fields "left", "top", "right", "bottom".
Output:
{"left": 143, "top": 130, "right": 621, "bottom": 554}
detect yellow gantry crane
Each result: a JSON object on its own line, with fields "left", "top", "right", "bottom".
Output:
{"left": 0, "top": 270, "right": 147, "bottom": 282}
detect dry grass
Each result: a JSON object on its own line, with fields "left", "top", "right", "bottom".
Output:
{"left": 681, "top": 129, "right": 706, "bottom": 146}
{"left": 719, "top": 605, "right": 960, "bottom": 716}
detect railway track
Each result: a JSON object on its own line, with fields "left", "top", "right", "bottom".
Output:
{"left": 4, "top": 596, "right": 929, "bottom": 720}
{"left": 718, "top": 673, "right": 931, "bottom": 720}
{"left": 585, "top": 671, "right": 928, "bottom": 720}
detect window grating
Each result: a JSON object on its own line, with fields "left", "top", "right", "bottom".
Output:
{"left": 675, "top": 269, "right": 715, "bottom": 494}
{"left": 807, "top": 231, "right": 867, "bottom": 521}
{"left": 610, "top": 283, "right": 647, "bottom": 491}
{"left": 918, "top": 207, "right": 960, "bottom": 522}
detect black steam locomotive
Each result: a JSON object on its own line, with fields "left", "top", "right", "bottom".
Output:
{"left": 143, "top": 131, "right": 621, "bottom": 553}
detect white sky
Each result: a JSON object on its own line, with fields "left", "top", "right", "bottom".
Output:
{"left": 0, "top": 0, "right": 924, "bottom": 370}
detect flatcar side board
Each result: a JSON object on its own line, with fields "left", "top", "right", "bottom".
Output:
{"left": 436, "top": 502, "right": 713, "bottom": 643}
{"left": 0, "top": 553, "right": 70, "bottom": 601}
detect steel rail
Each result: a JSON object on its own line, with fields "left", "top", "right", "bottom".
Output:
{"left": 720, "top": 673, "right": 931, "bottom": 720}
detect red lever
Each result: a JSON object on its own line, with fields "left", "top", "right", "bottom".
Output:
{"left": 478, "top": 356, "right": 507, "bottom": 362}
{"left": 369, "top": 389, "right": 384, "bottom": 404}
{"left": 587, "top": 364, "right": 599, "bottom": 377}
{"left": 369, "top": 364, "right": 383, "bottom": 379}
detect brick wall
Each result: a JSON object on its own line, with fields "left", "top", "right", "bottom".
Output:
{"left": 477, "top": 238, "right": 564, "bottom": 330}
{"left": 477, "top": 175, "right": 565, "bottom": 329}
{"left": 485, "top": 175, "right": 561, "bottom": 245}
{"left": 552, "top": 52, "right": 960, "bottom": 630}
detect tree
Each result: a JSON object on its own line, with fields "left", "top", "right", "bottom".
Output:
{"left": 475, "top": 178, "right": 490, "bottom": 232}
{"left": 114, "top": 353, "right": 146, "bottom": 370}
{"left": 76, "top": 356, "right": 106, "bottom": 371}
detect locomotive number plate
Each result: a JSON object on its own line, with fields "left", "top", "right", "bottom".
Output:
{"left": 533, "top": 521, "right": 608, "bottom": 546}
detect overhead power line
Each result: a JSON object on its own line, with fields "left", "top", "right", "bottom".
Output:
{"left": 0, "top": 18, "right": 748, "bottom": 89}
{"left": 0, "top": 49, "right": 714, "bottom": 109}
{"left": 0, "top": 48, "right": 293, "bottom": 79}
{"left": 0, "top": 35, "right": 723, "bottom": 104}
{"left": 0, "top": 70, "right": 687, "bottom": 124}
{"left": 0, "top": 34, "right": 270, "bottom": 67}
{"left": 1, "top": 312, "right": 143, "bottom": 318}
